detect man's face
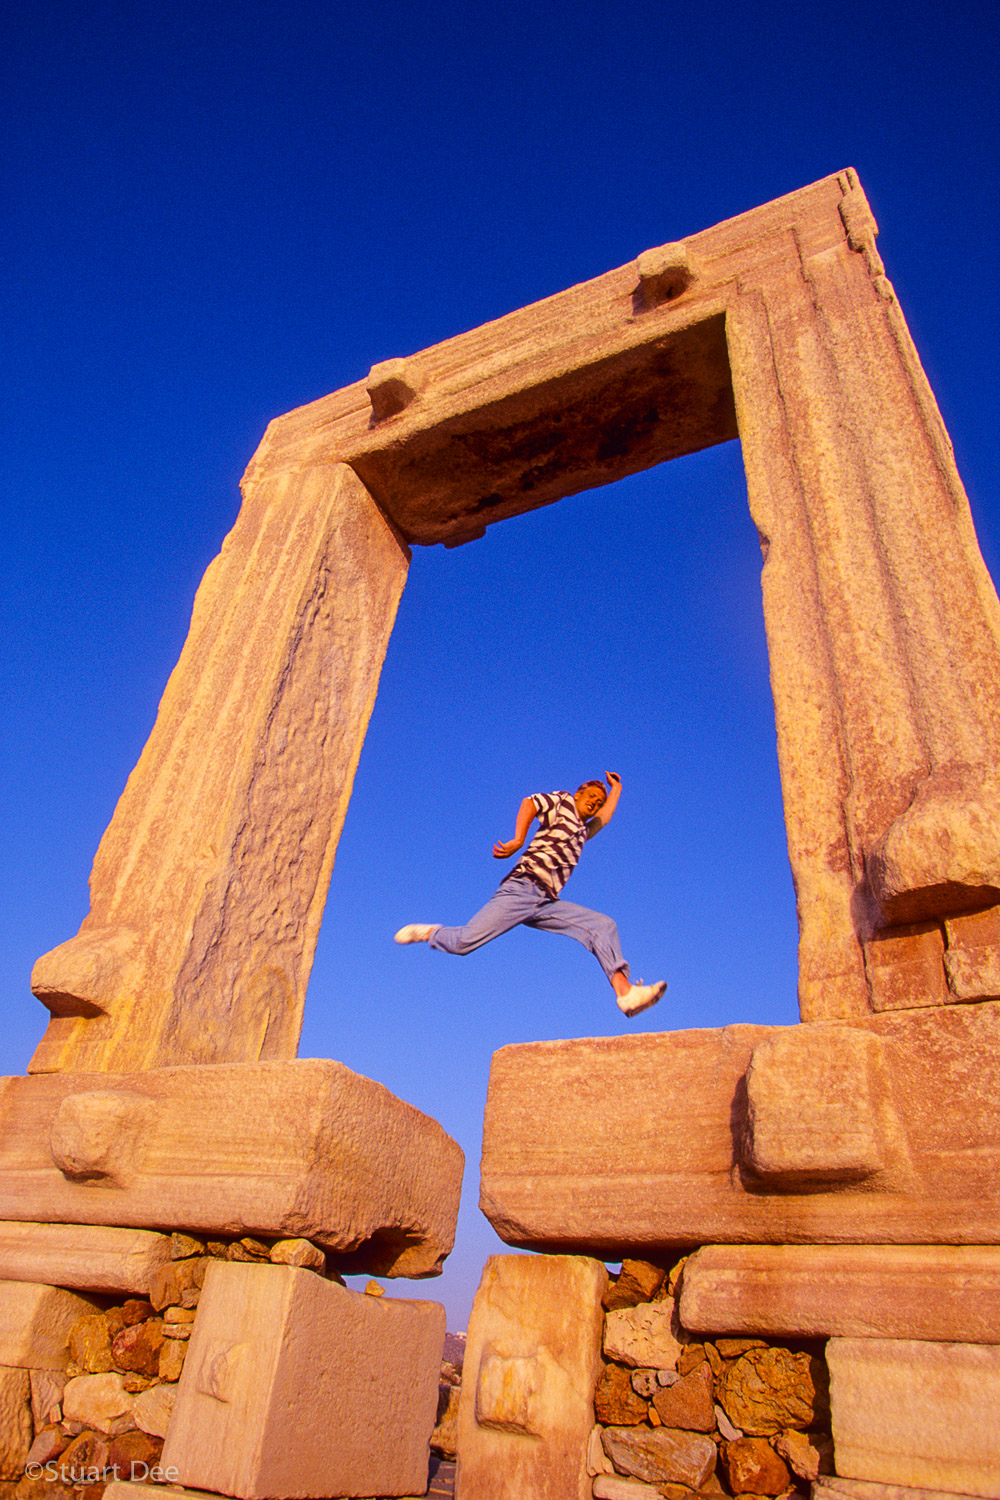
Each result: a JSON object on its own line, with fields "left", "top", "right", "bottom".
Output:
{"left": 575, "top": 784, "right": 607, "bottom": 819}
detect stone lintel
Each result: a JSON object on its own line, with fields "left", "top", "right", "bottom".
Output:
{"left": 680, "top": 1245, "right": 1000, "bottom": 1342}
{"left": 249, "top": 174, "right": 850, "bottom": 548}
{"left": 0, "top": 1060, "right": 463, "bottom": 1279}
{"left": 0, "top": 1223, "right": 171, "bottom": 1296}
{"left": 480, "top": 1005, "right": 1000, "bottom": 1251}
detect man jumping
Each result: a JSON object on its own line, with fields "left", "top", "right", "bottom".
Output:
{"left": 394, "top": 772, "right": 666, "bottom": 1017}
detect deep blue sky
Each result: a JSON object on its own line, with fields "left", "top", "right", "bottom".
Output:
{"left": 3, "top": 0, "right": 997, "bottom": 1325}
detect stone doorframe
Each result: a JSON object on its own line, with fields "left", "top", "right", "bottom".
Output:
{"left": 29, "top": 168, "right": 1000, "bottom": 1075}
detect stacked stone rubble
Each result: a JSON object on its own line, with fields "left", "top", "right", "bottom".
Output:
{"left": 0, "top": 1233, "right": 318, "bottom": 1497}
{"left": 0, "top": 1225, "right": 456, "bottom": 1500}
{"left": 591, "top": 1257, "right": 833, "bottom": 1500}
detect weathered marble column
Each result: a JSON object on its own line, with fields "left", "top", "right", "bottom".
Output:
{"left": 30, "top": 463, "right": 409, "bottom": 1072}
{"left": 728, "top": 171, "right": 1000, "bottom": 1019}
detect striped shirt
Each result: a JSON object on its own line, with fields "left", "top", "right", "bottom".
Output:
{"left": 509, "top": 791, "right": 589, "bottom": 899}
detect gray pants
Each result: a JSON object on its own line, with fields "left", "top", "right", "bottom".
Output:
{"left": 429, "top": 874, "right": 628, "bottom": 983}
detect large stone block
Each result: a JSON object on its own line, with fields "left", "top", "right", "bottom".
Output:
{"left": 0, "top": 1281, "right": 98, "bottom": 1369}
{"left": 0, "top": 1061, "right": 463, "bottom": 1277}
{"left": 827, "top": 1337, "right": 1000, "bottom": 1496}
{"left": 0, "top": 1224, "right": 170, "bottom": 1296}
{"left": 456, "top": 1254, "right": 607, "bottom": 1500}
{"left": 481, "top": 1005, "right": 1000, "bottom": 1252}
{"left": 162, "top": 1261, "right": 444, "bottom": 1498}
{"left": 680, "top": 1245, "right": 1000, "bottom": 1342}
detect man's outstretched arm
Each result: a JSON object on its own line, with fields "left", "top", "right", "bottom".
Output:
{"left": 587, "top": 771, "right": 622, "bottom": 837}
{"left": 493, "top": 797, "right": 537, "bottom": 858}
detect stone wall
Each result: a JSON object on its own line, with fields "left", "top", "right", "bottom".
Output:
{"left": 457, "top": 1248, "right": 1000, "bottom": 1499}
{"left": 591, "top": 1256, "right": 832, "bottom": 1499}
{"left": 0, "top": 1230, "right": 452, "bottom": 1500}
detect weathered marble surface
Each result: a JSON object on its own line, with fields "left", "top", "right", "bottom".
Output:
{"left": 162, "top": 1261, "right": 444, "bottom": 1500}
{"left": 827, "top": 1338, "right": 1000, "bottom": 1497}
{"left": 480, "top": 1006, "right": 1000, "bottom": 1252}
{"left": 680, "top": 1244, "right": 1000, "bottom": 1342}
{"left": 0, "top": 1223, "right": 171, "bottom": 1296}
{"left": 0, "top": 1061, "right": 463, "bottom": 1277}
{"left": 457, "top": 1254, "right": 607, "bottom": 1500}
{"left": 30, "top": 463, "right": 410, "bottom": 1074}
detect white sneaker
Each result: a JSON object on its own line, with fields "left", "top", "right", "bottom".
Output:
{"left": 616, "top": 979, "right": 667, "bottom": 1017}
{"left": 394, "top": 924, "right": 439, "bottom": 944}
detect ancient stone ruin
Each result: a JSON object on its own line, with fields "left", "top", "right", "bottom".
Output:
{"left": 2, "top": 169, "right": 998, "bottom": 1499}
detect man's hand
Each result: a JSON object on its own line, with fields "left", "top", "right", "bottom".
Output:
{"left": 607, "top": 771, "right": 622, "bottom": 791}
{"left": 493, "top": 796, "right": 537, "bottom": 858}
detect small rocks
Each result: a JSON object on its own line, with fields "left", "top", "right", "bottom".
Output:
{"left": 28, "top": 1370, "right": 64, "bottom": 1429}
{"left": 110, "top": 1318, "right": 164, "bottom": 1377}
{"left": 651, "top": 1362, "right": 716, "bottom": 1432}
{"left": 120, "top": 1300, "right": 154, "bottom": 1327}
{"left": 270, "top": 1238, "right": 326, "bottom": 1272}
{"left": 61, "top": 1374, "right": 134, "bottom": 1435}
{"left": 591, "top": 1249, "right": 834, "bottom": 1499}
{"left": 772, "top": 1427, "right": 829, "bottom": 1482}
{"left": 170, "top": 1232, "right": 206, "bottom": 1259}
{"left": 60, "top": 1427, "right": 109, "bottom": 1466}
{"left": 429, "top": 1331, "right": 465, "bottom": 1461}
{"left": 163, "top": 1306, "right": 195, "bottom": 1330}
{"left": 66, "top": 1315, "right": 113, "bottom": 1377}
{"left": 678, "top": 1344, "right": 707, "bottom": 1376}
{"left": 603, "top": 1301, "right": 682, "bottom": 1370}
{"left": 106, "top": 1427, "right": 164, "bottom": 1477}
{"left": 592, "top": 1474, "right": 666, "bottom": 1499}
{"left": 601, "top": 1425, "right": 717, "bottom": 1489}
{"left": 715, "top": 1402, "right": 742, "bottom": 1441}
{"left": 716, "top": 1347, "right": 827, "bottom": 1436}
{"left": 595, "top": 1363, "right": 649, "bottom": 1425}
{"left": 603, "top": 1260, "right": 667, "bottom": 1312}
{"left": 24, "top": 1426, "right": 69, "bottom": 1467}
{"left": 716, "top": 1338, "right": 767, "bottom": 1360}
{"left": 213, "top": 1237, "right": 270, "bottom": 1263}
{"left": 587, "top": 1422, "right": 616, "bottom": 1476}
{"left": 37, "top": 1287, "right": 201, "bottom": 1486}
{"left": 429, "top": 1383, "right": 460, "bottom": 1458}
{"left": 719, "top": 1437, "right": 792, "bottom": 1496}
{"left": 119, "top": 1373, "right": 156, "bottom": 1395}
{"left": 629, "top": 1368, "right": 660, "bottom": 1399}
{"left": 132, "top": 1383, "right": 175, "bottom": 1439}
{"left": 148, "top": 1255, "right": 208, "bottom": 1311}
{"left": 157, "top": 1337, "right": 187, "bottom": 1383}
